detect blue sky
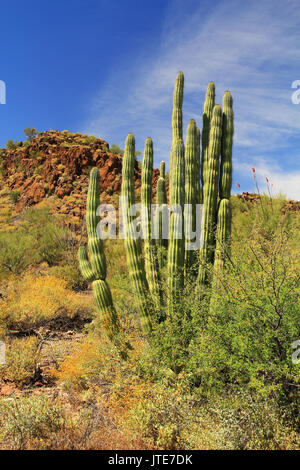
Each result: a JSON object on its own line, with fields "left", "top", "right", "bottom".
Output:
{"left": 1, "top": 0, "right": 300, "bottom": 198}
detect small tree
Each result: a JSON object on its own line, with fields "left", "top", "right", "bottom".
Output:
{"left": 24, "top": 127, "right": 38, "bottom": 141}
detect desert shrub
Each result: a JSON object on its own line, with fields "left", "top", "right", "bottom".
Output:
{"left": 49, "top": 263, "right": 88, "bottom": 291}
{"left": 187, "top": 219, "right": 300, "bottom": 398}
{"left": 0, "top": 230, "right": 37, "bottom": 274}
{"left": 207, "top": 389, "right": 300, "bottom": 450}
{"left": 23, "top": 127, "right": 38, "bottom": 141}
{"left": 9, "top": 190, "right": 20, "bottom": 204}
{"left": 22, "top": 207, "right": 71, "bottom": 266}
{"left": 0, "top": 207, "right": 75, "bottom": 275}
{"left": 84, "top": 135, "right": 97, "bottom": 145}
{"left": 0, "top": 394, "right": 62, "bottom": 449}
{"left": 0, "top": 274, "right": 92, "bottom": 330}
{"left": 5, "top": 140, "right": 20, "bottom": 150}
{"left": 0, "top": 336, "right": 40, "bottom": 384}
{"left": 51, "top": 333, "right": 122, "bottom": 391}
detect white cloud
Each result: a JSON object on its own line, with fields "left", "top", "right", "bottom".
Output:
{"left": 83, "top": 0, "right": 300, "bottom": 199}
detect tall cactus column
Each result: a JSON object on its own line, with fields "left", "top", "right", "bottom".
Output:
{"left": 141, "top": 137, "right": 162, "bottom": 309}
{"left": 168, "top": 138, "right": 185, "bottom": 313}
{"left": 214, "top": 91, "right": 234, "bottom": 270}
{"left": 185, "top": 119, "right": 199, "bottom": 270}
{"left": 78, "top": 168, "right": 120, "bottom": 340}
{"left": 200, "top": 82, "right": 215, "bottom": 204}
{"left": 121, "top": 133, "right": 152, "bottom": 334}
{"left": 198, "top": 105, "right": 223, "bottom": 285}
{"left": 219, "top": 91, "right": 234, "bottom": 199}
{"left": 170, "top": 72, "right": 184, "bottom": 191}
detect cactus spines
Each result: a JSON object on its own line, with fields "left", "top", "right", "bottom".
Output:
{"left": 198, "top": 104, "right": 223, "bottom": 283}
{"left": 185, "top": 119, "right": 199, "bottom": 269}
{"left": 170, "top": 72, "right": 184, "bottom": 188}
{"left": 168, "top": 138, "right": 185, "bottom": 309}
{"left": 219, "top": 91, "right": 234, "bottom": 199}
{"left": 78, "top": 168, "right": 119, "bottom": 338}
{"left": 121, "top": 133, "right": 152, "bottom": 334}
{"left": 141, "top": 137, "right": 162, "bottom": 307}
{"left": 200, "top": 81, "right": 215, "bottom": 203}
{"left": 214, "top": 198, "right": 232, "bottom": 271}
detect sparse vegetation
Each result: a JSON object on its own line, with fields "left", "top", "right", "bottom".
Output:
{"left": 0, "top": 74, "right": 299, "bottom": 451}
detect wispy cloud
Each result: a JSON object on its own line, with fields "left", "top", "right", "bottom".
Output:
{"left": 83, "top": 0, "right": 300, "bottom": 199}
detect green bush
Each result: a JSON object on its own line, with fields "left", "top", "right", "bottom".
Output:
{"left": 0, "top": 394, "right": 62, "bottom": 450}
{"left": 0, "top": 208, "right": 77, "bottom": 275}
{"left": 9, "top": 190, "right": 20, "bottom": 204}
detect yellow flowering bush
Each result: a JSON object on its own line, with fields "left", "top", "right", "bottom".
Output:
{"left": 0, "top": 274, "right": 92, "bottom": 330}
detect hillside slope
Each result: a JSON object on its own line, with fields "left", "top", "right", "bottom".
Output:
{"left": 0, "top": 130, "right": 160, "bottom": 229}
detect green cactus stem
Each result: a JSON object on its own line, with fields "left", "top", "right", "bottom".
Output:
{"left": 160, "top": 160, "right": 166, "bottom": 179}
{"left": 184, "top": 119, "right": 199, "bottom": 270}
{"left": 170, "top": 72, "right": 184, "bottom": 191}
{"left": 141, "top": 137, "right": 162, "bottom": 308}
{"left": 214, "top": 198, "right": 232, "bottom": 271}
{"left": 168, "top": 138, "right": 185, "bottom": 311}
{"left": 200, "top": 82, "right": 215, "bottom": 204}
{"left": 156, "top": 161, "right": 168, "bottom": 250}
{"left": 198, "top": 104, "right": 223, "bottom": 284}
{"left": 78, "top": 168, "right": 120, "bottom": 339}
{"left": 219, "top": 91, "right": 234, "bottom": 199}
{"left": 121, "top": 133, "right": 152, "bottom": 334}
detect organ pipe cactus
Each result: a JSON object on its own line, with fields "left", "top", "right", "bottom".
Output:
{"left": 79, "top": 72, "right": 234, "bottom": 344}
{"left": 78, "top": 168, "right": 120, "bottom": 340}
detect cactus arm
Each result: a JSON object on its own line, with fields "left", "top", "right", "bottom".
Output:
{"left": 86, "top": 168, "right": 106, "bottom": 280}
{"left": 168, "top": 138, "right": 185, "bottom": 310}
{"left": 198, "top": 104, "right": 223, "bottom": 284}
{"left": 141, "top": 137, "right": 162, "bottom": 308}
{"left": 78, "top": 245, "right": 96, "bottom": 282}
{"left": 121, "top": 133, "right": 152, "bottom": 334}
{"left": 219, "top": 91, "right": 234, "bottom": 199}
{"left": 78, "top": 168, "right": 120, "bottom": 340}
{"left": 200, "top": 82, "right": 215, "bottom": 204}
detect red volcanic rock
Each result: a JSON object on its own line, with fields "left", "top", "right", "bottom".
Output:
{"left": 0, "top": 130, "right": 163, "bottom": 226}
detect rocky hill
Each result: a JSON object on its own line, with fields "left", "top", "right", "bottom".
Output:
{"left": 0, "top": 130, "right": 160, "bottom": 229}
